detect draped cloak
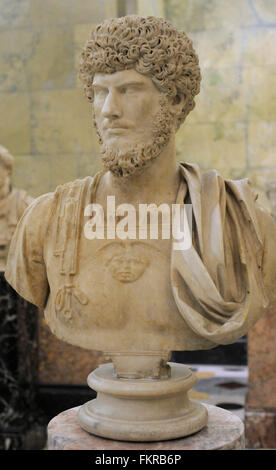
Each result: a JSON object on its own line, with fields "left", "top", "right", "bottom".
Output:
{"left": 172, "top": 163, "right": 271, "bottom": 345}
{"left": 5, "top": 162, "right": 276, "bottom": 350}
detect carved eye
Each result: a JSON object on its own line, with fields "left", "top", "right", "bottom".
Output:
{"left": 94, "top": 87, "right": 108, "bottom": 99}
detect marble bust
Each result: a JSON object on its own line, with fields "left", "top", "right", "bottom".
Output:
{"left": 0, "top": 145, "right": 33, "bottom": 271}
{"left": 266, "top": 181, "right": 276, "bottom": 219}
{"left": 5, "top": 16, "right": 276, "bottom": 441}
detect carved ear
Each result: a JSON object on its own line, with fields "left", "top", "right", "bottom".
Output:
{"left": 170, "top": 93, "right": 186, "bottom": 115}
{"left": 169, "top": 94, "right": 186, "bottom": 130}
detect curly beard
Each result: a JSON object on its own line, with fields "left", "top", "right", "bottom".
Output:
{"left": 94, "top": 96, "right": 174, "bottom": 178}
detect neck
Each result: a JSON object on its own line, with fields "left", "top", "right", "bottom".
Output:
{"left": 100, "top": 134, "right": 180, "bottom": 205}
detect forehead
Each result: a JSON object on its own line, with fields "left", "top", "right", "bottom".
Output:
{"left": 93, "top": 69, "right": 157, "bottom": 90}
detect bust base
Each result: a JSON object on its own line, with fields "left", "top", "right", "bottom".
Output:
{"left": 77, "top": 362, "right": 208, "bottom": 441}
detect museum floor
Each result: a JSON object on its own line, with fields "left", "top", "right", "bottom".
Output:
{"left": 190, "top": 364, "right": 275, "bottom": 450}
{"left": 190, "top": 364, "right": 248, "bottom": 422}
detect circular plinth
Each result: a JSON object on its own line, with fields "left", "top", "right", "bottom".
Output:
{"left": 77, "top": 362, "right": 208, "bottom": 441}
{"left": 47, "top": 404, "right": 245, "bottom": 450}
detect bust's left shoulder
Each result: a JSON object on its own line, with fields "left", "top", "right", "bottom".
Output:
{"left": 204, "top": 168, "right": 276, "bottom": 237}
{"left": 227, "top": 175, "right": 276, "bottom": 236}
{"left": 254, "top": 200, "right": 276, "bottom": 241}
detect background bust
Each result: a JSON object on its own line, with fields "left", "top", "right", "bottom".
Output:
{"left": 0, "top": 145, "right": 33, "bottom": 271}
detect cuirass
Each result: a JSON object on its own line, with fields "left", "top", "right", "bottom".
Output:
{"left": 44, "top": 228, "right": 203, "bottom": 352}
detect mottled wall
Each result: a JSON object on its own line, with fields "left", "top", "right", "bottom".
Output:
{"left": 0, "top": 0, "right": 276, "bottom": 202}
{"left": 0, "top": 0, "right": 118, "bottom": 198}
{"left": 164, "top": 0, "right": 276, "bottom": 209}
{"left": 1, "top": 0, "right": 275, "bottom": 205}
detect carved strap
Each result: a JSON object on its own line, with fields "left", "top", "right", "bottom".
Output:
{"left": 52, "top": 173, "right": 103, "bottom": 316}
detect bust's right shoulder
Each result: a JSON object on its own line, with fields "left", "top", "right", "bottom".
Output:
{"left": 24, "top": 176, "right": 95, "bottom": 222}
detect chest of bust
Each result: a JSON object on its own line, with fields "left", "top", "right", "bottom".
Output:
{"left": 51, "top": 233, "right": 179, "bottom": 323}
{"left": 44, "top": 228, "right": 192, "bottom": 352}
{"left": 81, "top": 237, "right": 176, "bottom": 319}
{"left": 42, "top": 177, "right": 202, "bottom": 351}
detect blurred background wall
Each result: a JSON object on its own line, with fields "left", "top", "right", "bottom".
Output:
{"left": 166, "top": 0, "right": 276, "bottom": 210}
{"left": 0, "top": 0, "right": 275, "bottom": 206}
{"left": 0, "top": 0, "right": 275, "bottom": 388}
{"left": 0, "top": 0, "right": 119, "bottom": 198}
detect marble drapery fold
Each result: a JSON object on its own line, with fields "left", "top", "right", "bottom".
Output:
{"left": 171, "top": 162, "right": 270, "bottom": 345}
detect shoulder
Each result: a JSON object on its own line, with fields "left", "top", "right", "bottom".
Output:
{"left": 180, "top": 161, "right": 255, "bottom": 198}
{"left": 20, "top": 191, "right": 55, "bottom": 224}
{"left": 22, "top": 176, "right": 94, "bottom": 221}
{"left": 255, "top": 202, "right": 276, "bottom": 242}
{"left": 54, "top": 176, "right": 94, "bottom": 193}
{"left": 51, "top": 176, "right": 95, "bottom": 206}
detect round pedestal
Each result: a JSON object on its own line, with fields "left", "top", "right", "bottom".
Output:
{"left": 77, "top": 362, "right": 208, "bottom": 442}
{"left": 47, "top": 404, "right": 245, "bottom": 450}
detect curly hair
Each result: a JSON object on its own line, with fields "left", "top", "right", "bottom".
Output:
{"left": 79, "top": 15, "right": 201, "bottom": 128}
{"left": 0, "top": 145, "right": 14, "bottom": 172}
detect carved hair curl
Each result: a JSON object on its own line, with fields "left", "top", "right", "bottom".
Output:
{"left": 79, "top": 15, "right": 201, "bottom": 128}
{"left": 0, "top": 145, "right": 14, "bottom": 172}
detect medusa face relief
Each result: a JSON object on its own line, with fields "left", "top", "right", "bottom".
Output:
{"left": 107, "top": 252, "right": 149, "bottom": 283}
{"left": 101, "top": 241, "right": 150, "bottom": 283}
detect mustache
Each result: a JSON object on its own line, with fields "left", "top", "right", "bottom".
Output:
{"left": 102, "top": 120, "right": 135, "bottom": 131}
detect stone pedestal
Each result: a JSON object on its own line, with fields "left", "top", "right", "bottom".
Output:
{"left": 48, "top": 404, "right": 245, "bottom": 450}
{"left": 78, "top": 362, "right": 207, "bottom": 442}
{"left": 0, "top": 272, "right": 46, "bottom": 450}
{"left": 245, "top": 306, "right": 276, "bottom": 449}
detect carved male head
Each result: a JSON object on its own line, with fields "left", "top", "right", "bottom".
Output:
{"left": 80, "top": 15, "right": 201, "bottom": 176}
{"left": 0, "top": 145, "right": 13, "bottom": 199}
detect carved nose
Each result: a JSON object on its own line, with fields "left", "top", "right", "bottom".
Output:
{"left": 102, "top": 92, "right": 122, "bottom": 119}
